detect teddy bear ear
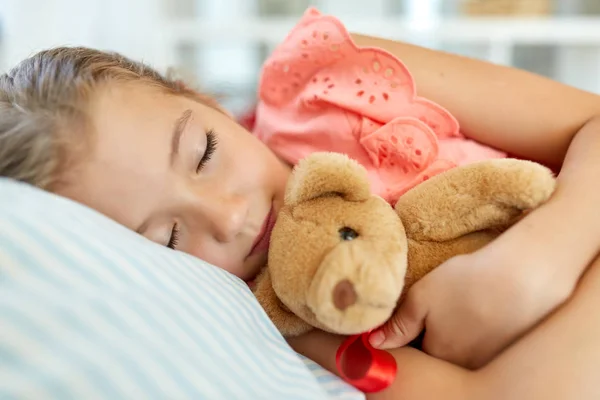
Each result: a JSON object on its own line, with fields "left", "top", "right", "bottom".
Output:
{"left": 285, "top": 152, "right": 372, "bottom": 207}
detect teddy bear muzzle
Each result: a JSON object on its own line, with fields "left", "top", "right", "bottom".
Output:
{"left": 305, "top": 241, "right": 406, "bottom": 335}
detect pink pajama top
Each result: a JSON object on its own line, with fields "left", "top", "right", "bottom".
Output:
{"left": 251, "top": 7, "right": 506, "bottom": 204}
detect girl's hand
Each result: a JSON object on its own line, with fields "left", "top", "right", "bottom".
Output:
{"left": 368, "top": 236, "right": 574, "bottom": 369}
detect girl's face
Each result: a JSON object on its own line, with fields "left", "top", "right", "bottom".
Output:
{"left": 58, "top": 82, "right": 291, "bottom": 282}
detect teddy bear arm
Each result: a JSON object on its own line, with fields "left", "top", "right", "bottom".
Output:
{"left": 405, "top": 231, "right": 499, "bottom": 291}
{"left": 396, "top": 159, "right": 556, "bottom": 241}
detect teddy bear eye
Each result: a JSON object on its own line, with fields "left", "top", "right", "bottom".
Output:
{"left": 339, "top": 227, "right": 359, "bottom": 241}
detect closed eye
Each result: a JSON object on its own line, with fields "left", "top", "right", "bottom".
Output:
{"left": 197, "top": 129, "right": 217, "bottom": 172}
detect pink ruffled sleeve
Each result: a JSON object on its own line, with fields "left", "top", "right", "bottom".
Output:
{"left": 253, "top": 7, "right": 506, "bottom": 203}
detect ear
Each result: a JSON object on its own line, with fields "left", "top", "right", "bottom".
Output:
{"left": 285, "top": 152, "right": 372, "bottom": 207}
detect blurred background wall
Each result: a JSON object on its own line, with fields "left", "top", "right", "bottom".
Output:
{"left": 1, "top": 0, "right": 600, "bottom": 116}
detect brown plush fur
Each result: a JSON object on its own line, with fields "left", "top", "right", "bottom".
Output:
{"left": 253, "top": 152, "right": 556, "bottom": 337}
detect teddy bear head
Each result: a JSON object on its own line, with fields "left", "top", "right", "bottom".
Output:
{"left": 255, "top": 152, "right": 408, "bottom": 336}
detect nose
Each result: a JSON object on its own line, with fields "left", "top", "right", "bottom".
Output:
{"left": 333, "top": 279, "right": 357, "bottom": 311}
{"left": 187, "top": 191, "right": 249, "bottom": 243}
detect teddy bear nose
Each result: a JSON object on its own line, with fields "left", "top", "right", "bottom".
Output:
{"left": 333, "top": 279, "right": 357, "bottom": 311}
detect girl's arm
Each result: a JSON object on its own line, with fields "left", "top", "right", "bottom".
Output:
{"left": 351, "top": 33, "right": 600, "bottom": 168}
{"left": 289, "top": 254, "right": 600, "bottom": 400}
{"left": 351, "top": 33, "right": 600, "bottom": 285}
{"left": 478, "top": 253, "right": 600, "bottom": 399}
{"left": 287, "top": 331, "right": 474, "bottom": 400}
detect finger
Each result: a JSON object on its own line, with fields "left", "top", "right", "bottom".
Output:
{"left": 369, "top": 289, "right": 427, "bottom": 349}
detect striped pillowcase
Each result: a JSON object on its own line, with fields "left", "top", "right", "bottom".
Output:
{"left": 0, "top": 178, "right": 363, "bottom": 400}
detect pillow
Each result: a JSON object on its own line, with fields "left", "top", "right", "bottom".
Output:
{"left": 0, "top": 178, "right": 363, "bottom": 400}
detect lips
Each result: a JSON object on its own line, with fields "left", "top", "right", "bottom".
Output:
{"left": 248, "top": 205, "right": 276, "bottom": 259}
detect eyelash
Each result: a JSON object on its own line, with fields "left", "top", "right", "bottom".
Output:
{"left": 197, "top": 129, "right": 218, "bottom": 173}
{"left": 168, "top": 129, "right": 218, "bottom": 250}
{"left": 167, "top": 224, "right": 180, "bottom": 249}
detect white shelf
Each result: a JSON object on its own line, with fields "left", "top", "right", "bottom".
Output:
{"left": 164, "top": 17, "right": 600, "bottom": 46}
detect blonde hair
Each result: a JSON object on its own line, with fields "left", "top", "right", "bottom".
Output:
{"left": 0, "top": 46, "right": 222, "bottom": 190}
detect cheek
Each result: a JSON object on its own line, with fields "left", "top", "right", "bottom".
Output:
{"left": 188, "top": 242, "right": 246, "bottom": 277}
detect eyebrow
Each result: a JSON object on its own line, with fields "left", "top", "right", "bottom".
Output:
{"left": 170, "top": 109, "right": 193, "bottom": 166}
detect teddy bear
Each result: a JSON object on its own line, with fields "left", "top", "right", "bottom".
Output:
{"left": 252, "top": 152, "right": 556, "bottom": 338}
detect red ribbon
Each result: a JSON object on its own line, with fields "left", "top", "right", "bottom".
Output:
{"left": 335, "top": 332, "right": 397, "bottom": 393}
